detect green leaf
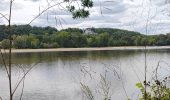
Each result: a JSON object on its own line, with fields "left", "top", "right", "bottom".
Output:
{"left": 136, "top": 83, "right": 143, "bottom": 88}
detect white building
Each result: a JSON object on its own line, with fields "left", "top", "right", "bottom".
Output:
{"left": 83, "top": 28, "right": 97, "bottom": 35}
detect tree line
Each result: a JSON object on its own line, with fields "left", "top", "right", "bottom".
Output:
{"left": 0, "top": 25, "right": 170, "bottom": 49}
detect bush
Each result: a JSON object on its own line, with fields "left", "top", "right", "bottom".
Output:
{"left": 136, "top": 77, "right": 170, "bottom": 100}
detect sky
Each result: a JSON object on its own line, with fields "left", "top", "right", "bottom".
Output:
{"left": 1, "top": 0, "right": 170, "bottom": 34}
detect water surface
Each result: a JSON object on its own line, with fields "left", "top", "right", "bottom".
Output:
{"left": 0, "top": 49, "right": 170, "bottom": 100}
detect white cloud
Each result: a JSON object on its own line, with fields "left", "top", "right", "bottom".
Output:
{"left": 1, "top": 0, "right": 170, "bottom": 34}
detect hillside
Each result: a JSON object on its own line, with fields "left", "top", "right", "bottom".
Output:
{"left": 0, "top": 25, "right": 170, "bottom": 49}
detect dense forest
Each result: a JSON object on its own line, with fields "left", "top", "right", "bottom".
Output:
{"left": 0, "top": 25, "right": 170, "bottom": 49}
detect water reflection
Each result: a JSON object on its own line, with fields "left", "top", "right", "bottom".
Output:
{"left": 0, "top": 50, "right": 147, "bottom": 64}
{"left": 0, "top": 49, "right": 170, "bottom": 100}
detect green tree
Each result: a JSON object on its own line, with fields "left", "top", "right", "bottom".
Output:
{"left": 13, "top": 36, "right": 27, "bottom": 49}
{"left": 0, "top": 39, "right": 10, "bottom": 49}
{"left": 56, "top": 31, "right": 70, "bottom": 47}
{"left": 98, "top": 32, "right": 110, "bottom": 47}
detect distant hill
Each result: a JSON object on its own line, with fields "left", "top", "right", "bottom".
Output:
{"left": 0, "top": 25, "right": 58, "bottom": 40}
{"left": 0, "top": 25, "right": 169, "bottom": 49}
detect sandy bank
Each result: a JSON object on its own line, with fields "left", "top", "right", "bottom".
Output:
{"left": 1, "top": 46, "right": 170, "bottom": 53}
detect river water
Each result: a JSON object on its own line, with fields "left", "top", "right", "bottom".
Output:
{"left": 0, "top": 49, "right": 170, "bottom": 100}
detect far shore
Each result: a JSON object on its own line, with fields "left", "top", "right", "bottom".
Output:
{"left": 1, "top": 46, "right": 170, "bottom": 53}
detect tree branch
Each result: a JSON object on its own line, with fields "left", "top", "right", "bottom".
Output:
{"left": 28, "top": 1, "right": 65, "bottom": 25}
{"left": 0, "top": 13, "right": 9, "bottom": 21}
{"left": 19, "top": 65, "right": 26, "bottom": 100}
{"left": 0, "top": 49, "right": 9, "bottom": 77}
{"left": 12, "top": 63, "right": 38, "bottom": 95}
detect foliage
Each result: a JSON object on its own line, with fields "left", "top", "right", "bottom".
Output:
{"left": 0, "top": 26, "right": 170, "bottom": 48}
{"left": 0, "top": 39, "right": 10, "bottom": 49}
{"left": 13, "top": 35, "right": 39, "bottom": 49}
{"left": 67, "top": 0, "right": 93, "bottom": 18}
{"left": 136, "top": 77, "right": 170, "bottom": 100}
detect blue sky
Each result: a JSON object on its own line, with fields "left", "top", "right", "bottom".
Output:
{"left": 1, "top": 0, "right": 170, "bottom": 34}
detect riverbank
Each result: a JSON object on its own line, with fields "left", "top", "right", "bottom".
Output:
{"left": 1, "top": 46, "right": 170, "bottom": 53}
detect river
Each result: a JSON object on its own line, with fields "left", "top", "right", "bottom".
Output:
{"left": 0, "top": 49, "right": 170, "bottom": 100}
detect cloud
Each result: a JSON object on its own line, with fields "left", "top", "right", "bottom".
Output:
{"left": 1, "top": 0, "right": 170, "bottom": 34}
{"left": 0, "top": 0, "right": 23, "bottom": 12}
{"left": 24, "top": 0, "right": 42, "bottom": 2}
{"left": 48, "top": 10, "right": 71, "bottom": 16}
{"left": 0, "top": 0, "right": 9, "bottom": 11}
{"left": 28, "top": 0, "right": 170, "bottom": 34}
{"left": 92, "top": 0, "right": 127, "bottom": 14}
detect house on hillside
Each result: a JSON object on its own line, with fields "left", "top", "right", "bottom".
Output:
{"left": 83, "top": 28, "right": 97, "bottom": 35}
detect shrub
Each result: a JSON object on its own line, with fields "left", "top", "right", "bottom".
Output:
{"left": 136, "top": 77, "right": 170, "bottom": 100}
